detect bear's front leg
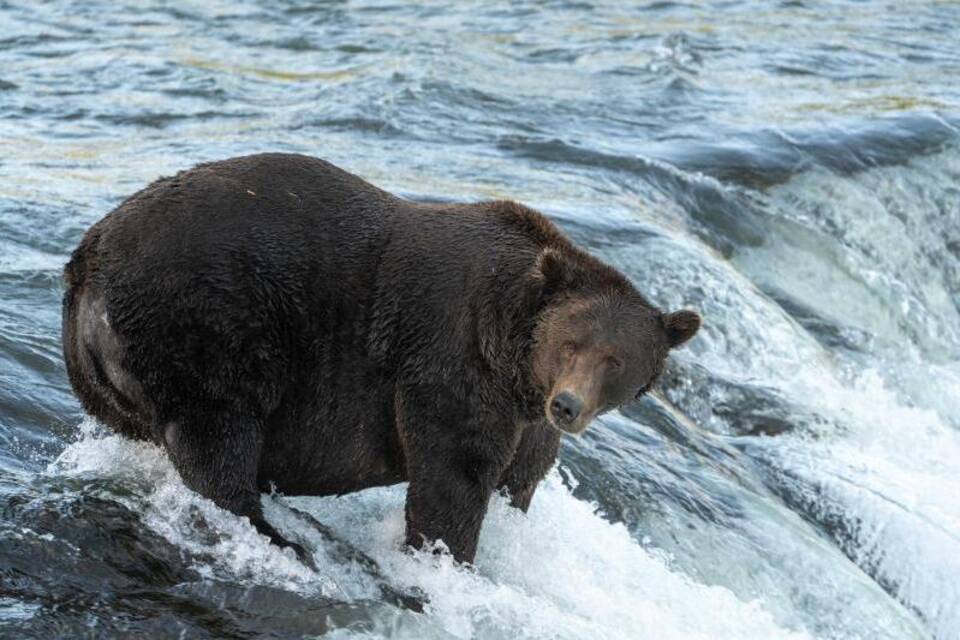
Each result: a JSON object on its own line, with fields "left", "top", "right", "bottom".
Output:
{"left": 404, "top": 459, "right": 494, "bottom": 563}
{"left": 396, "top": 385, "right": 514, "bottom": 564}
{"left": 497, "top": 419, "right": 561, "bottom": 512}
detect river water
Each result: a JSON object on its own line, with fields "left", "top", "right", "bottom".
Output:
{"left": 1, "top": 1, "right": 959, "bottom": 638}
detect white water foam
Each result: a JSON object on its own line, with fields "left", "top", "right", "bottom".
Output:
{"left": 729, "top": 151, "right": 960, "bottom": 640}
{"left": 596, "top": 149, "right": 960, "bottom": 639}
{"left": 48, "top": 420, "right": 332, "bottom": 596}
{"left": 752, "top": 367, "right": 960, "bottom": 640}
{"left": 645, "top": 231, "right": 960, "bottom": 638}
{"left": 48, "top": 420, "right": 810, "bottom": 640}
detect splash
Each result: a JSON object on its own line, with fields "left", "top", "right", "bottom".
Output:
{"left": 48, "top": 420, "right": 809, "bottom": 640}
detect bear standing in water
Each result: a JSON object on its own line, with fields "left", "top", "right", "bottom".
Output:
{"left": 62, "top": 154, "right": 699, "bottom": 564}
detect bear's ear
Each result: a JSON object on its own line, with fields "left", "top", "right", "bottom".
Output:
{"left": 531, "top": 248, "right": 575, "bottom": 296}
{"left": 522, "top": 248, "right": 576, "bottom": 314}
{"left": 536, "top": 248, "right": 570, "bottom": 286}
{"left": 663, "top": 309, "right": 701, "bottom": 348}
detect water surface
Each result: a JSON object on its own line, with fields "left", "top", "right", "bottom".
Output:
{"left": 1, "top": 1, "right": 959, "bottom": 638}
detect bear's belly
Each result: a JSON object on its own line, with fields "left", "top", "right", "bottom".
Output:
{"left": 258, "top": 375, "right": 406, "bottom": 497}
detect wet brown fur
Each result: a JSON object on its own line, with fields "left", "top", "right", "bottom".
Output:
{"left": 62, "top": 153, "right": 699, "bottom": 564}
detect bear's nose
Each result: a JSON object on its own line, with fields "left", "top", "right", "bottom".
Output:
{"left": 551, "top": 392, "right": 582, "bottom": 425}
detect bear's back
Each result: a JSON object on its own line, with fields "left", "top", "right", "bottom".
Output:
{"left": 96, "top": 153, "right": 397, "bottom": 266}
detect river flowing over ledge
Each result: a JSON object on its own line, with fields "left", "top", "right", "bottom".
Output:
{"left": 1, "top": 1, "right": 958, "bottom": 638}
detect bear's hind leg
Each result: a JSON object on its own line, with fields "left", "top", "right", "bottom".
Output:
{"left": 161, "top": 413, "right": 315, "bottom": 569}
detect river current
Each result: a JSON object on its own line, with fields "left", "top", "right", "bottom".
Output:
{"left": 1, "top": 1, "right": 959, "bottom": 638}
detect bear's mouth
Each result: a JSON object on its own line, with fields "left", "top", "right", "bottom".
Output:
{"left": 546, "top": 415, "right": 590, "bottom": 436}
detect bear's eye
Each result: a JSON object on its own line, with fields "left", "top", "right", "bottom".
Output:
{"left": 562, "top": 341, "right": 577, "bottom": 357}
{"left": 606, "top": 356, "right": 624, "bottom": 372}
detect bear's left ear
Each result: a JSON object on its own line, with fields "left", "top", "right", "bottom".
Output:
{"left": 663, "top": 309, "right": 701, "bottom": 348}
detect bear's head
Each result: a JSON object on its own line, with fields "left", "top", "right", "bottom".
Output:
{"left": 528, "top": 248, "right": 700, "bottom": 434}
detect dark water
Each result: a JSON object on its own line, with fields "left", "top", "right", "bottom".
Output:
{"left": 2, "top": 1, "right": 959, "bottom": 638}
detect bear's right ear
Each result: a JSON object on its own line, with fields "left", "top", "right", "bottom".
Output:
{"left": 532, "top": 248, "right": 576, "bottom": 296}
{"left": 536, "top": 248, "right": 571, "bottom": 287}
{"left": 523, "top": 248, "right": 575, "bottom": 313}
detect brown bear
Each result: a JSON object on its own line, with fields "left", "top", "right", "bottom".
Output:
{"left": 62, "top": 153, "right": 699, "bottom": 565}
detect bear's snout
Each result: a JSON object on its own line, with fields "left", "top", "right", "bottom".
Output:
{"left": 549, "top": 391, "right": 583, "bottom": 429}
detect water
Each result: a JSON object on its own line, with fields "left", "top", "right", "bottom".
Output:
{"left": 1, "top": 1, "right": 958, "bottom": 638}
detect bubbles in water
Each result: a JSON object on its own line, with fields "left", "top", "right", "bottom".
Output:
{"left": 49, "top": 421, "right": 811, "bottom": 640}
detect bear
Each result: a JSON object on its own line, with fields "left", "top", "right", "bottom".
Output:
{"left": 62, "top": 153, "right": 700, "bottom": 565}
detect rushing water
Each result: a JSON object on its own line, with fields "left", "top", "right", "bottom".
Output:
{"left": 1, "top": 1, "right": 959, "bottom": 638}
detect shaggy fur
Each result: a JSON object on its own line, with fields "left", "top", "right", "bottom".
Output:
{"left": 62, "top": 153, "right": 699, "bottom": 563}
